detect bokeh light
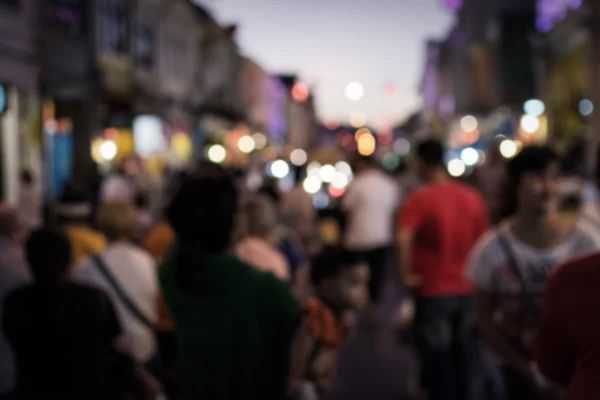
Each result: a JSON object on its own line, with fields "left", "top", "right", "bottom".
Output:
{"left": 383, "top": 153, "right": 401, "bottom": 170}
{"left": 290, "top": 148, "right": 308, "bottom": 166}
{"left": 207, "top": 144, "right": 227, "bottom": 163}
{"left": 237, "top": 135, "right": 255, "bottom": 153}
{"left": 319, "top": 164, "right": 337, "bottom": 183}
{"left": 313, "top": 192, "right": 330, "bottom": 209}
{"left": 393, "top": 138, "right": 411, "bottom": 155}
{"left": 292, "top": 82, "right": 310, "bottom": 102}
{"left": 303, "top": 176, "right": 322, "bottom": 194}
{"left": 350, "top": 111, "right": 367, "bottom": 128}
{"left": 580, "top": 99, "right": 594, "bottom": 116}
{"left": 99, "top": 140, "right": 117, "bottom": 161}
{"left": 345, "top": 81, "right": 364, "bottom": 101}
{"left": 270, "top": 159, "right": 290, "bottom": 178}
{"left": 523, "top": 99, "right": 545, "bottom": 117}
{"left": 354, "top": 127, "right": 371, "bottom": 141}
{"left": 335, "top": 161, "right": 353, "bottom": 177}
{"left": 520, "top": 115, "right": 540, "bottom": 133}
{"left": 499, "top": 139, "right": 518, "bottom": 159}
{"left": 307, "top": 161, "right": 322, "bottom": 176}
{"left": 252, "top": 132, "right": 267, "bottom": 150}
{"left": 447, "top": 159, "right": 466, "bottom": 177}
{"left": 460, "top": 115, "right": 478, "bottom": 132}
{"left": 331, "top": 172, "right": 349, "bottom": 189}
{"left": 357, "top": 133, "right": 376, "bottom": 156}
{"left": 460, "top": 147, "right": 479, "bottom": 167}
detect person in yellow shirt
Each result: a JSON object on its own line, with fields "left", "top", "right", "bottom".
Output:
{"left": 53, "top": 183, "right": 107, "bottom": 276}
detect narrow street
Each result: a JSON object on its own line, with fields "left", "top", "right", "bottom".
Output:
{"left": 333, "top": 269, "right": 418, "bottom": 399}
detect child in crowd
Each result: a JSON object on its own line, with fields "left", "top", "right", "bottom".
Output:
{"left": 287, "top": 247, "right": 369, "bottom": 399}
{"left": 235, "top": 194, "right": 290, "bottom": 281}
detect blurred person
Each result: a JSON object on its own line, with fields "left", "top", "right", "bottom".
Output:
{"left": 394, "top": 159, "right": 420, "bottom": 201}
{"left": 467, "top": 146, "right": 600, "bottom": 400}
{"left": 75, "top": 199, "right": 158, "bottom": 366}
{"left": 235, "top": 194, "right": 290, "bottom": 281}
{"left": 134, "top": 192, "right": 153, "bottom": 245}
{"left": 17, "top": 169, "right": 41, "bottom": 234}
{"left": 160, "top": 173, "right": 299, "bottom": 400}
{"left": 100, "top": 162, "right": 136, "bottom": 202}
{"left": 397, "top": 139, "right": 488, "bottom": 400}
{"left": 536, "top": 251, "right": 600, "bottom": 399}
{"left": 474, "top": 145, "right": 507, "bottom": 225}
{"left": 3, "top": 229, "right": 129, "bottom": 400}
{"left": 281, "top": 166, "right": 319, "bottom": 252}
{"left": 287, "top": 247, "right": 369, "bottom": 399}
{"left": 54, "top": 183, "right": 107, "bottom": 274}
{"left": 143, "top": 171, "right": 190, "bottom": 262}
{"left": 342, "top": 155, "right": 399, "bottom": 320}
{"left": 0, "top": 205, "right": 30, "bottom": 400}
{"left": 258, "top": 182, "right": 308, "bottom": 284}
{"left": 580, "top": 145, "right": 600, "bottom": 230}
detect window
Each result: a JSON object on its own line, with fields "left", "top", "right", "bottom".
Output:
{"left": 98, "top": 0, "right": 128, "bottom": 54}
{"left": 134, "top": 16, "right": 153, "bottom": 68}
{"left": 46, "top": 0, "right": 86, "bottom": 37}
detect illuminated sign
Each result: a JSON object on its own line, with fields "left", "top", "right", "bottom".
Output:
{"left": 0, "top": 85, "right": 8, "bottom": 117}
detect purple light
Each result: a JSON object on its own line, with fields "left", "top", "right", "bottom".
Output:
{"left": 444, "top": 0, "right": 462, "bottom": 11}
{"left": 536, "top": 16, "right": 553, "bottom": 32}
{"left": 568, "top": 0, "right": 582, "bottom": 9}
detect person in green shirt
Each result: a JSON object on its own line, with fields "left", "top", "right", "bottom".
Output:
{"left": 159, "top": 171, "right": 300, "bottom": 400}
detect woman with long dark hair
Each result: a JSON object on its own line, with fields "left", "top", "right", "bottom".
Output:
{"left": 159, "top": 172, "right": 299, "bottom": 400}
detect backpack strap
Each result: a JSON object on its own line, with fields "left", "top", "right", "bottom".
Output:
{"left": 495, "top": 234, "right": 536, "bottom": 316}
{"left": 91, "top": 255, "right": 154, "bottom": 329}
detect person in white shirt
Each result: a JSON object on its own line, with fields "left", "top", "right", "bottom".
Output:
{"left": 342, "top": 156, "right": 400, "bottom": 319}
{"left": 75, "top": 199, "right": 158, "bottom": 364}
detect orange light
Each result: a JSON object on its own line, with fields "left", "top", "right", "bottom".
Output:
{"left": 329, "top": 185, "right": 346, "bottom": 198}
{"left": 104, "top": 128, "right": 119, "bottom": 140}
{"left": 325, "top": 120, "right": 340, "bottom": 130}
{"left": 292, "top": 82, "right": 309, "bottom": 102}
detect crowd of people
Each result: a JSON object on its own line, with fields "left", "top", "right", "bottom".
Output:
{"left": 1, "top": 137, "right": 600, "bottom": 400}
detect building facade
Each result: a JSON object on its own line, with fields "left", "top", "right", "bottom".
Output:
{"left": 0, "top": 0, "right": 40, "bottom": 204}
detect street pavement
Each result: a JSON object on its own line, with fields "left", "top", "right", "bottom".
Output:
{"left": 332, "top": 272, "right": 418, "bottom": 400}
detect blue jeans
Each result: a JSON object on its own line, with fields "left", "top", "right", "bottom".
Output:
{"left": 414, "top": 295, "right": 477, "bottom": 400}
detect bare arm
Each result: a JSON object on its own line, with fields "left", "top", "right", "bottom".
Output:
{"left": 397, "top": 228, "right": 422, "bottom": 288}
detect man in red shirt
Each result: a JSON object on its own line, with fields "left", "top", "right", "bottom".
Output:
{"left": 397, "top": 139, "right": 488, "bottom": 400}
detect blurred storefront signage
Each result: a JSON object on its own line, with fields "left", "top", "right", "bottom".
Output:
{"left": 0, "top": 84, "right": 8, "bottom": 117}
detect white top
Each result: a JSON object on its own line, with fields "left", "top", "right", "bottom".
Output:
{"left": 580, "top": 202, "right": 600, "bottom": 232}
{"left": 342, "top": 169, "right": 400, "bottom": 250}
{"left": 100, "top": 175, "right": 135, "bottom": 202}
{"left": 467, "top": 221, "right": 600, "bottom": 294}
{"left": 75, "top": 243, "right": 158, "bottom": 362}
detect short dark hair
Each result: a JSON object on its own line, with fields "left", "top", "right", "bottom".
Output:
{"left": 310, "top": 246, "right": 364, "bottom": 286}
{"left": 507, "top": 145, "right": 558, "bottom": 186}
{"left": 26, "top": 228, "right": 71, "bottom": 285}
{"left": 415, "top": 139, "right": 445, "bottom": 167}
{"left": 500, "top": 145, "right": 559, "bottom": 219}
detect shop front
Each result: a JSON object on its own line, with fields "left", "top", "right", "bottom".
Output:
{"left": 0, "top": 0, "right": 41, "bottom": 204}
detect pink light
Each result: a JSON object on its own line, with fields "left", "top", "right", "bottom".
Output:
{"left": 444, "top": 0, "right": 462, "bottom": 11}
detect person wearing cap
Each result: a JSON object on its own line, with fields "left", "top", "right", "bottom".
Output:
{"left": 0, "top": 204, "right": 30, "bottom": 399}
{"left": 54, "top": 183, "right": 106, "bottom": 274}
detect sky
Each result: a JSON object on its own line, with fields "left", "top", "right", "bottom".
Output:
{"left": 201, "top": 0, "right": 454, "bottom": 129}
